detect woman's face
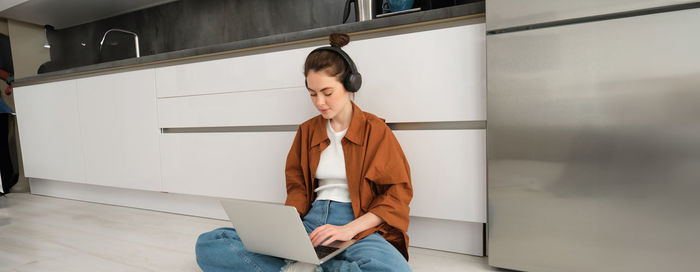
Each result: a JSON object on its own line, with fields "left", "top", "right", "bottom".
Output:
{"left": 306, "top": 69, "right": 351, "bottom": 120}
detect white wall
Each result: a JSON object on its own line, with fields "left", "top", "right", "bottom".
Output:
{"left": 7, "top": 19, "right": 49, "bottom": 78}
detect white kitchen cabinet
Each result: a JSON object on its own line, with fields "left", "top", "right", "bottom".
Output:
{"left": 75, "top": 69, "right": 162, "bottom": 191}
{"left": 155, "top": 22, "right": 485, "bottom": 125}
{"left": 160, "top": 128, "right": 486, "bottom": 223}
{"left": 155, "top": 22, "right": 487, "bottom": 222}
{"left": 14, "top": 80, "right": 86, "bottom": 183}
{"left": 350, "top": 23, "right": 486, "bottom": 123}
{"left": 157, "top": 87, "right": 316, "bottom": 128}
{"left": 159, "top": 131, "right": 294, "bottom": 202}
{"left": 155, "top": 47, "right": 309, "bottom": 98}
{"left": 396, "top": 129, "right": 486, "bottom": 223}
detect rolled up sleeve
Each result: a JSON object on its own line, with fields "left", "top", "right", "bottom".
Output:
{"left": 364, "top": 126, "right": 413, "bottom": 232}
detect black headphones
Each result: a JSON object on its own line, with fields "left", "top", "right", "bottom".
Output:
{"left": 305, "top": 46, "right": 363, "bottom": 92}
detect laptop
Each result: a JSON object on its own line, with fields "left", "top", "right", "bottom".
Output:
{"left": 220, "top": 199, "right": 356, "bottom": 265}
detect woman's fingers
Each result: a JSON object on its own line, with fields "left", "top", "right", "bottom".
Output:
{"left": 309, "top": 224, "right": 339, "bottom": 246}
{"left": 309, "top": 224, "right": 324, "bottom": 239}
{"left": 309, "top": 224, "right": 326, "bottom": 242}
{"left": 309, "top": 224, "right": 356, "bottom": 246}
{"left": 309, "top": 224, "right": 325, "bottom": 246}
{"left": 321, "top": 234, "right": 337, "bottom": 246}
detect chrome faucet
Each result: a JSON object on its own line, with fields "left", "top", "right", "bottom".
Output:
{"left": 99, "top": 28, "right": 140, "bottom": 58}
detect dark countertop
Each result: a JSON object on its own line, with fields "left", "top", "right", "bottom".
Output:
{"left": 16, "top": 3, "right": 484, "bottom": 85}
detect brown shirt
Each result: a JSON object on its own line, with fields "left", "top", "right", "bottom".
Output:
{"left": 285, "top": 102, "right": 413, "bottom": 260}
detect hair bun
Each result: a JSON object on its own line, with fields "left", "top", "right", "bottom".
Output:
{"left": 329, "top": 33, "right": 350, "bottom": 48}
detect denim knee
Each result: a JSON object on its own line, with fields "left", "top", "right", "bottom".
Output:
{"left": 195, "top": 227, "right": 256, "bottom": 272}
{"left": 196, "top": 227, "right": 235, "bottom": 246}
{"left": 195, "top": 228, "right": 237, "bottom": 260}
{"left": 338, "top": 233, "right": 412, "bottom": 272}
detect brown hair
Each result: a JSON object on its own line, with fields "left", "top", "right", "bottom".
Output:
{"left": 303, "top": 33, "right": 351, "bottom": 82}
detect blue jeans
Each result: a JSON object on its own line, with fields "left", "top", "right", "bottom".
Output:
{"left": 195, "top": 200, "right": 411, "bottom": 272}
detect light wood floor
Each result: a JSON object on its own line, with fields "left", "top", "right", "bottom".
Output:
{"left": 0, "top": 193, "right": 501, "bottom": 271}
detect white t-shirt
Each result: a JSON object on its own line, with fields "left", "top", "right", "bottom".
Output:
{"left": 314, "top": 120, "right": 351, "bottom": 203}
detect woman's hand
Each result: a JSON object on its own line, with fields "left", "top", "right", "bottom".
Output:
{"left": 309, "top": 224, "right": 357, "bottom": 247}
{"left": 308, "top": 212, "right": 384, "bottom": 247}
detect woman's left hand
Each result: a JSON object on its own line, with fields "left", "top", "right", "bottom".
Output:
{"left": 309, "top": 224, "right": 357, "bottom": 247}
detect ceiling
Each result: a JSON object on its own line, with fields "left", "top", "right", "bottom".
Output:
{"left": 0, "top": 0, "right": 178, "bottom": 29}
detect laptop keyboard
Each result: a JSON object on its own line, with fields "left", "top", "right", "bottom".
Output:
{"left": 314, "top": 245, "right": 339, "bottom": 259}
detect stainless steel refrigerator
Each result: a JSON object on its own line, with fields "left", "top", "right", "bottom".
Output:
{"left": 486, "top": 1, "right": 700, "bottom": 271}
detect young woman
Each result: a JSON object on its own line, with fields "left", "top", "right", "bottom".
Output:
{"left": 196, "top": 33, "right": 413, "bottom": 272}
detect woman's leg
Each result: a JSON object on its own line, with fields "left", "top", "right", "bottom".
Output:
{"left": 196, "top": 201, "right": 338, "bottom": 272}
{"left": 321, "top": 233, "right": 412, "bottom": 272}
{"left": 304, "top": 200, "right": 411, "bottom": 271}
{"left": 195, "top": 227, "right": 288, "bottom": 272}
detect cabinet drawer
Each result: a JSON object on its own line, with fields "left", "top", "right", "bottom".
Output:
{"left": 396, "top": 129, "right": 486, "bottom": 222}
{"left": 160, "top": 132, "right": 295, "bottom": 202}
{"left": 349, "top": 23, "right": 486, "bottom": 122}
{"left": 157, "top": 87, "right": 317, "bottom": 128}
{"left": 155, "top": 48, "right": 309, "bottom": 98}
{"left": 155, "top": 23, "right": 485, "bottom": 123}
{"left": 160, "top": 128, "right": 486, "bottom": 223}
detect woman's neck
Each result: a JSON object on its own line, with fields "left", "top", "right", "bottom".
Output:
{"left": 330, "top": 102, "right": 353, "bottom": 132}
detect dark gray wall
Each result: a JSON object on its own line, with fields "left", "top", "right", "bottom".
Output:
{"left": 41, "top": 0, "right": 356, "bottom": 73}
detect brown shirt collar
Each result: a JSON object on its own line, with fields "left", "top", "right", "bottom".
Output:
{"left": 310, "top": 101, "right": 366, "bottom": 147}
